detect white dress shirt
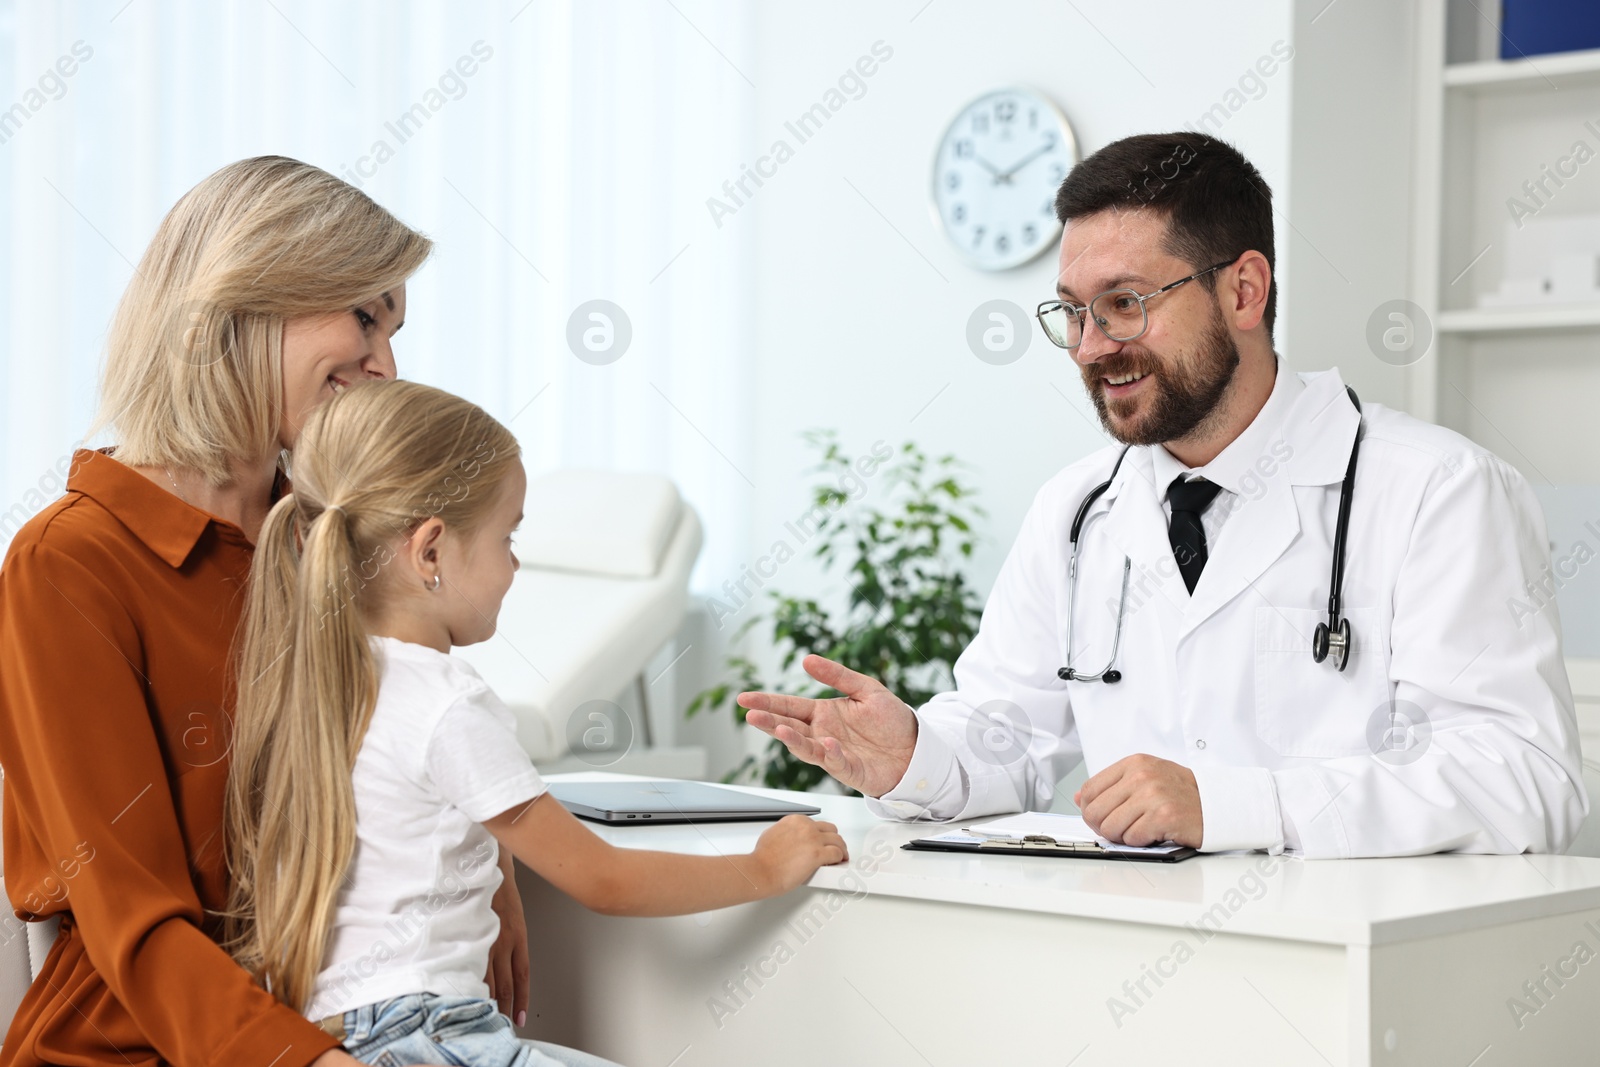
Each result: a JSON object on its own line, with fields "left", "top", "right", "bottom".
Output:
{"left": 1148, "top": 358, "right": 1299, "bottom": 560}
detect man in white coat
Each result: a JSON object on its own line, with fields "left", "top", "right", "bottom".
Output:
{"left": 738, "top": 132, "right": 1587, "bottom": 859}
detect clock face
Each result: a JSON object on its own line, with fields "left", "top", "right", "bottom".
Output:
{"left": 932, "top": 88, "right": 1077, "bottom": 271}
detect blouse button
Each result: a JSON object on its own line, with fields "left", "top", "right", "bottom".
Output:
{"left": 1195, "top": 739, "right": 1207, "bottom": 749}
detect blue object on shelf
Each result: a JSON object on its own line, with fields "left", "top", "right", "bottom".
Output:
{"left": 1501, "top": 0, "right": 1600, "bottom": 59}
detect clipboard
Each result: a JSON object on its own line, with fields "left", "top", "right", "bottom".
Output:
{"left": 902, "top": 812, "right": 1199, "bottom": 863}
{"left": 903, "top": 831, "right": 1197, "bottom": 862}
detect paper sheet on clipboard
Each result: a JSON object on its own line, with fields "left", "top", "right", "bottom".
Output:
{"left": 934, "top": 811, "right": 1188, "bottom": 855}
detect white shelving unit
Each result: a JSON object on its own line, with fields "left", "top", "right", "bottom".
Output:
{"left": 1438, "top": 304, "right": 1600, "bottom": 333}
{"left": 1442, "top": 45, "right": 1600, "bottom": 89}
{"left": 1408, "top": 2, "right": 1600, "bottom": 490}
{"left": 1408, "top": 3, "right": 1600, "bottom": 663}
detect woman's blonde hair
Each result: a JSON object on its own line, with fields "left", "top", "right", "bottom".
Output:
{"left": 224, "top": 379, "right": 521, "bottom": 1010}
{"left": 91, "top": 156, "right": 433, "bottom": 485}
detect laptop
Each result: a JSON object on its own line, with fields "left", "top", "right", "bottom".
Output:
{"left": 549, "top": 780, "right": 822, "bottom": 825}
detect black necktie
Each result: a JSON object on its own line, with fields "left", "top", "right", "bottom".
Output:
{"left": 1167, "top": 476, "right": 1223, "bottom": 595}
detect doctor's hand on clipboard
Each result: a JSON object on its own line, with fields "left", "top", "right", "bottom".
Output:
{"left": 738, "top": 654, "right": 920, "bottom": 798}
{"left": 1074, "top": 755, "right": 1204, "bottom": 849}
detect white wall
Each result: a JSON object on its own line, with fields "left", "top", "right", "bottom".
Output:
{"left": 1279, "top": 0, "right": 1419, "bottom": 415}
{"left": 732, "top": 1, "right": 1298, "bottom": 613}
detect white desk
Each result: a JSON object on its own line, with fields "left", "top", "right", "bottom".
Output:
{"left": 516, "top": 773, "right": 1600, "bottom": 1066}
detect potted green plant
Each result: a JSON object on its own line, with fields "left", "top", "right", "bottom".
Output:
{"left": 686, "top": 430, "right": 986, "bottom": 792}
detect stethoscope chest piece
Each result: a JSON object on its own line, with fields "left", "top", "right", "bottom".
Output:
{"left": 1057, "top": 666, "right": 1123, "bottom": 684}
{"left": 1312, "top": 615, "right": 1352, "bottom": 672}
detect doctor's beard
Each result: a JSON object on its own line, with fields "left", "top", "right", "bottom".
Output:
{"left": 1082, "top": 302, "right": 1241, "bottom": 447}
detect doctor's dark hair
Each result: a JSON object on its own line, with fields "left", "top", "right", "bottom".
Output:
{"left": 1054, "top": 132, "right": 1276, "bottom": 337}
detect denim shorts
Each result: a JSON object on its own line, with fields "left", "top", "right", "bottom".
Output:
{"left": 336, "top": 993, "right": 623, "bottom": 1067}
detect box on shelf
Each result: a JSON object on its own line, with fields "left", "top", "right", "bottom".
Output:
{"left": 1478, "top": 213, "right": 1600, "bottom": 308}
{"left": 1501, "top": 0, "right": 1600, "bottom": 59}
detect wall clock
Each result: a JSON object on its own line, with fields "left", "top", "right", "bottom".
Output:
{"left": 931, "top": 87, "right": 1078, "bottom": 271}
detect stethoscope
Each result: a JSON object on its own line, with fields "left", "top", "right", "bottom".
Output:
{"left": 1058, "top": 386, "right": 1363, "bottom": 684}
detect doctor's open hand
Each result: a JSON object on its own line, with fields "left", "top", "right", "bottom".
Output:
{"left": 1074, "top": 754, "right": 1204, "bottom": 849}
{"left": 737, "top": 654, "right": 919, "bottom": 798}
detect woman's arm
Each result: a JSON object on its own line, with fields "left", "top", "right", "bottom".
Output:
{"left": 482, "top": 793, "right": 846, "bottom": 916}
{"left": 484, "top": 847, "right": 529, "bottom": 1025}
{"left": 0, "top": 543, "right": 341, "bottom": 1066}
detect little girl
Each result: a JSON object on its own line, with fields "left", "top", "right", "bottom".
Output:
{"left": 225, "top": 380, "right": 846, "bottom": 1066}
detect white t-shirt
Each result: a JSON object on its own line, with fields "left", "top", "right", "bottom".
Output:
{"left": 303, "top": 635, "right": 547, "bottom": 1020}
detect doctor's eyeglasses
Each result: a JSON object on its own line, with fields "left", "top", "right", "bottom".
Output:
{"left": 1035, "top": 260, "right": 1236, "bottom": 350}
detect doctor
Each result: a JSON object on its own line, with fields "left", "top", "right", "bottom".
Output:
{"left": 738, "top": 131, "right": 1587, "bottom": 858}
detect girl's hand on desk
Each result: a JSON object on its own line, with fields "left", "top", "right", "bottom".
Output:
{"left": 752, "top": 814, "right": 849, "bottom": 894}
{"left": 486, "top": 792, "right": 843, "bottom": 916}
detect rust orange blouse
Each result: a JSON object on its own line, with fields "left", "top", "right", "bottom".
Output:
{"left": 0, "top": 448, "right": 338, "bottom": 1067}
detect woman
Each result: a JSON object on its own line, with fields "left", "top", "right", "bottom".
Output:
{"left": 0, "top": 157, "right": 527, "bottom": 1067}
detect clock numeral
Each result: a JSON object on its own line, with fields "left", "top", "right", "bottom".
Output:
{"left": 1051, "top": 163, "right": 1066, "bottom": 183}
{"left": 951, "top": 203, "right": 966, "bottom": 224}
{"left": 1042, "top": 132, "right": 1057, "bottom": 150}
{"left": 971, "top": 113, "right": 989, "bottom": 134}
{"left": 971, "top": 225, "right": 986, "bottom": 248}
{"left": 995, "top": 100, "right": 1016, "bottom": 123}
{"left": 954, "top": 139, "right": 974, "bottom": 159}
{"left": 1023, "top": 224, "right": 1037, "bottom": 244}
{"left": 995, "top": 233, "right": 1010, "bottom": 255}
{"left": 945, "top": 172, "right": 960, "bottom": 192}
{"left": 1042, "top": 199, "right": 1054, "bottom": 216}
{"left": 1029, "top": 107, "right": 1038, "bottom": 129}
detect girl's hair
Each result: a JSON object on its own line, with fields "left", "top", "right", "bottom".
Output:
{"left": 91, "top": 155, "right": 433, "bottom": 486}
{"left": 224, "top": 379, "right": 520, "bottom": 1010}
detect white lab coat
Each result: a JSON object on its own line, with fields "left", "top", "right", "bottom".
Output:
{"left": 868, "top": 366, "right": 1588, "bottom": 858}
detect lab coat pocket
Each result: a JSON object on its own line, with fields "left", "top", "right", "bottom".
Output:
{"left": 1254, "top": 606, "right": 1389, "bottom": 758}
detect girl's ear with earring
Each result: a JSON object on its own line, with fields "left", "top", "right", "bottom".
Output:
{"left": 424, "top": 544, "right": 442, "bottom": 592}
